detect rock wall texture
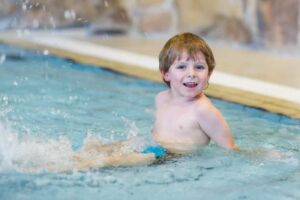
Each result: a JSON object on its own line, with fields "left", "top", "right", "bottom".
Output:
{"left": 0, "top": 0, "right": 299, "bottom": 50}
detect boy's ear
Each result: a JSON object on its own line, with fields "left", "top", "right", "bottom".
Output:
{"left": 160, "top": 70, "right": 170, "bottom": 82}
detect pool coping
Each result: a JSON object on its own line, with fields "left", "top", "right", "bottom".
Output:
{"left": 1, "top": 32, "right": 300, "bottom": 119}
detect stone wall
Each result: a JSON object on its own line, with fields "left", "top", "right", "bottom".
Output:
{"left": 257, "top": 0, "right": 300, "bottom": 48}
{"left": 0, "top": 0, "right": 300, "bottom": 50}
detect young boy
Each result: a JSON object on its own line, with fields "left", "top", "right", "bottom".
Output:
{"left": 152, "top": 32, "right": 236, "bottom": 154}
{"left": 51, "top": 32, "right": 236, "bottom": 172}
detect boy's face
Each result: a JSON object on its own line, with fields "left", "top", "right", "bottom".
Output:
{"left": 162, "top": 51, "right": 211, "bottom": 99}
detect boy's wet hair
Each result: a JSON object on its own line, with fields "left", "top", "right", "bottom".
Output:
{"left": 159, "top": 32, "right": 215, "bottom": 86}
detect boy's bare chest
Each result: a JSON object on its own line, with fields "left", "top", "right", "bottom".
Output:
{"left": 155, "top": 104, "right": 206, "bottom": 139}
{"left": 158, "top": 109, "right": 198, "bottom": 130}
{"left": 154, "top": 105, "right": 210, "bottom": 146}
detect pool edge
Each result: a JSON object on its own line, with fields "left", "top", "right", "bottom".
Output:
{"left": 1, "top": 34, "right": 300, "bottom": 119}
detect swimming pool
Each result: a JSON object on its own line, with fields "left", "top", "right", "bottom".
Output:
{"left": 0, "top": 44, "right": 299, "bottom": 200}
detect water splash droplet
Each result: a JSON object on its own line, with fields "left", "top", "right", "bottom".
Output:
{"left": 43, "top": 49, "right": 49, "bottom": 55}
{"left": 2, "top": 96, "right": 8, "bottom": 102}
{"left": 22, "top": 4, "right": 27, "bottom": 11}
{"left": 0, "top": 54, "right": 6, "bottom": 64}
{"left": 49, "top": 16, "right": 56, "bottom": 29}
{"left": 32, "top": 20, "right": 39, "bottom": 28}
{"left": 64, "top": 10, "right": 76, "bottom": 20}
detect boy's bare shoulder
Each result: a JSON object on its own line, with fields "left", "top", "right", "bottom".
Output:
{"left": 155, "top": 90, "right": 170, "bottom": 104}
{"left": 195, "top": 95, "right": 221, "bottom": 118}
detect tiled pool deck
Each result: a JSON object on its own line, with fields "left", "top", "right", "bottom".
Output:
{"left": 0, "top": 30, "right": 300, "bottom": 119}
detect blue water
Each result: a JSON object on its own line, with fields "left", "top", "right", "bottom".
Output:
{"left": 0, "top": 45, "right": 299, "bottom": 200}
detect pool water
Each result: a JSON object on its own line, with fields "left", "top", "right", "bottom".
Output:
{"left": 0, "top": 45, "right": 299, "bottom": 200}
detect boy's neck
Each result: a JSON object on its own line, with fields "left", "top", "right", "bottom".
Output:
{"left": 168, "top": 90, "right": 203, "bottom": 105}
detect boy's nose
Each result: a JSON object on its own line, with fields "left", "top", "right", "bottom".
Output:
{"left": 187, "top": 67, "right": 196, "bottom": 77}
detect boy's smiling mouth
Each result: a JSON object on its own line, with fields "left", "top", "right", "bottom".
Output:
{"left": 183, "top": 82, "right": 198, "bottom": 88}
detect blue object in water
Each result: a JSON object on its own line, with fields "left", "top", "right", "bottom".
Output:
{"left": 142, "top": 145, "right": 167, "bottom": 158}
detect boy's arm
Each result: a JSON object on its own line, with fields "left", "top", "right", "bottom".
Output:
{"left": 198, "top": 101, "right": 236, "bottom": 150}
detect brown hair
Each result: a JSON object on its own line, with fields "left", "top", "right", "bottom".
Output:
{"left": 159, "top": 32, "right": 215, "bottom": 86}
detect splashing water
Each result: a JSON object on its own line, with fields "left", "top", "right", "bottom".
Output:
{"left": 0, "top": 122, "right": 17, "bottom": 171}
{"left": 0, "top": 120, "right": 147, "bottom": 173}
{"left": 0, "top": 121, "right": 77, "bottom": 172}
{"left": 0, "top": 54, "right": 6, "bottom": 64}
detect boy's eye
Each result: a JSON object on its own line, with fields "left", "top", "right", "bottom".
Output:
{"left": 195, "top": 65, "right": 205, "bottom": 70}
{"left": 176, "top": 65, "right": 186, "bottom": 69}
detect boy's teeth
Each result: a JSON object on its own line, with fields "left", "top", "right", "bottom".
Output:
{"left": 184, "top": 82, "right": 197, "bottom": 88}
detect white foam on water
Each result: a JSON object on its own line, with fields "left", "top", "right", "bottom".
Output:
{"left": 0, "top": 122, "right": 76, "bottom": 173}
{"left": 0, "top": 122, "right": 17, "bottom": 170}
{"left": 0, "top": 120, "right": 144, "bottom": 173}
